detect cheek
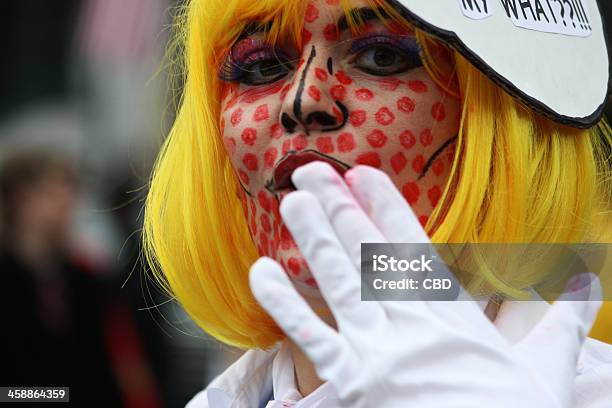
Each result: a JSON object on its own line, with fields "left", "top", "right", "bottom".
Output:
{"left": 323, "top": 68, "right": 460, "bottom": 221}
{"left": 224, "top": 63, "right": 461, "bottom": 279}
{"left": 220, "top": 85, "right": 288, "bottom": 187}
{"left": 240, "top": 186, "right": 302, "bottom": 270}
{"left": 327, "top": 69, "right": 457, "bottom": 162}
{"left": 221, "top": 86, "right": 300, "bottom": 260}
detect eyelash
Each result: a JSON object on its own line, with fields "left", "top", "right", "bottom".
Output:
{"left": 349, "top": 33, "right": 421, "bottom": 58}
{"left": 218, "top": 40, "right": 292, "bottom": 83}
{"left": 218, "top": 33, "right": 422, "bottom": 84}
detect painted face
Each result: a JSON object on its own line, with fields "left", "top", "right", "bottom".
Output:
{"left": 219, "top": 0, "right": 460, "bottom": 289}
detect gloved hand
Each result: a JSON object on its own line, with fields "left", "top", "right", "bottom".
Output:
{"left": 249, "top": 162, "right": 603, "bottom": 408}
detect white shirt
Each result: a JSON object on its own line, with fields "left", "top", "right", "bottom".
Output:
{"left": 186, "top": 299, "right": 612, "bottom": 408}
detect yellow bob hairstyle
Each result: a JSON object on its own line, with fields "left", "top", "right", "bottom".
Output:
{"left": 143, "top": 0, "right": 612, "bottom": 349}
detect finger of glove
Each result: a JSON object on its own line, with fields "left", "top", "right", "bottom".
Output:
{"left": 280, "top": 191, "right": 386, "bottom": 328}
{"left": 515, "top": 273, "right": 603, "bottom": 388}
{"left": 494, "top": 288, "right": 552, "bottom": 345}
{"left": 343, "top": 165, "right": 429, "bottom": 244}
{"left": 249, "top": 257, "right": 345, "bottom": 372}
{"left": 427, "top": 285, "right": 508, "bottom": 340}
{"left": 345, "top": 165, "right": 484, "bottom": 320}
{"left": 291, "top": 161, "right": 387, "bottom": 271}
{"left": 340, "top": 165, "right": 431, "bottom": 309}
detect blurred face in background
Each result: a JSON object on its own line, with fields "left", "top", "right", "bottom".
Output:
{"left": 219, "top": 0, "right": 460, "bottom": 288}
{"left": 2, "top": 162, "right": 80, "bottom": 253}
{"left": 17, "top": 171, "right": 78, "bottom": 238}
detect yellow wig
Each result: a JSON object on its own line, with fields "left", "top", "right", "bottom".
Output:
{"left": 143, "top": 0, "right": 612, "bottom": 349}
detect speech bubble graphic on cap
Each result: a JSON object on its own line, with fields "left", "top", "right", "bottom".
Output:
{"left": 389, "top": 0, "right": 609, "bottom": 128}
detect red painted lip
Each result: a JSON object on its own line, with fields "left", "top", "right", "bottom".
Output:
{"left": 271, "top": 150, "right": 351, "bottom": 192}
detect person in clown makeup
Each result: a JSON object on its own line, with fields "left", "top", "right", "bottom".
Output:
{"left": 143, "top": 0, "right": 612, "bottom": 406}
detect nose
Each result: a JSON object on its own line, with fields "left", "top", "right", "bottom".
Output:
{"left": 280, "top": 45, "right": 348, "bottom": 135}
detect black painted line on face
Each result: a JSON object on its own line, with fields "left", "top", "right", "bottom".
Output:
{"left": 237, "top": 177, "right": 255, "bottom": 198}
{"left": 417, "top": 135, "right": 458, "bottom": 180}
{"left": 320, "top": 101, "right": 349, "bottom": 133}
{"left": 292, "top": 45, "right": 317, "bottom": 135}
{"left": 327, "top": 57, "right": 333, "bottom": 75}
{"left": 305, "top": 111, "right": 337, "bottom": 127}
{"left": 281, "top": 112, "right": 297, "bottom": 133}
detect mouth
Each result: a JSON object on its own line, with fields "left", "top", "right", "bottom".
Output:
{"left": 266, "top": 149, "right": 351, "bottom": 194}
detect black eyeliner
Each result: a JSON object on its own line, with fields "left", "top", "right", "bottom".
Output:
{"left": 349, "top": 32, "right": 421, "bottom": 57}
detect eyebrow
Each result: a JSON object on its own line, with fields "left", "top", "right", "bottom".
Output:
{"left": 337, "top": 7, "right": 393, "bottom": 32}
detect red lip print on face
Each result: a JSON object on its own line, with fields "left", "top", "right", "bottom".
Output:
{"left": 337, "top": 132, "right": 356, "bottom": 153}
{"left": 355, "top": 88, "right": 374, "bottom": 101}
{"left": 324, "top": 24, "right": 339, "bottom": 41}
{"left": 391, "top": 152, "right": 407, "bottom": 174}
{"left": 330, "top": 85, "right": 346, "bottom": 101}
{"left": 367, "top": 130, "right": 388, "bottom": 148}
{"left": 420, "top": 129, "right": 433, "bottom": 146}
{"left": 292, "top": 134, "right": 308, "bottom": 150}
{"left": 335, "top": 71, "right": 353, "bottom": 85}
{"left": 231, "top": 108, "right": 243, "bottom": 126}
{"left": 428, "top": 185, "right": 442, "bottom": 207}
{"left": 316, "top": 136, "right": 335, "bottom": 154}
{"left": 315, "top": 68, "right": 328, "bottom": 81}
{"left": 253, "top": 104, "right": 269, "bottom": 121}
{"left": 378, "top": 78, "right": 401, "bottom": 91}
{"left": 305, "top": 3, "right": 320, "bottom": 23}
{"left": 400, "top": 130, "right": 417, "bottom": 150}
{"left": 356, "top": 151, "right": 382, "bottom": 168}
{"left": 264, "top": 147, "right": 278, "bottom": 168}
{"left": 308, "top": 85, "right": 322, "bottom": 102}
{"left": 408, "top": 80, "right": 428, "bottom": 93}
{"left": 375, "top": 107, "right": 395, "bottom": 125}
{"left": 218, "top": 0, "right": 461, "bottom": 287}
{"left": 431, "top": 102, "right": 446, "bottom": 121}
{"left": 241, "top": 128, "right": 257, "bottom": 146}
{"left": 397, "top": 96, "right": 416, "bottom": 114}
{"left": 349, "top": 110, "right": 366, "bottom": 126}
{"left": 402, "top": 181, "right": 420, "bottom": 205}
{"left": 412, "top": 154, "right": 425, "bottom": 173}
{"left": 432, "top": 158, "right": 445, "bottom": 176}
{"left": 242, "top": 153, "right": 258, "bottom": 171}
{"left": 302, "top": 28, "right": 313, "bottom": 46}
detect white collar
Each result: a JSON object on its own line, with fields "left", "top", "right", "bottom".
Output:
{"left": 192, "top": 341, "right": 338, "bottom": 408}
{"left": 267, "top": 341, "right": 336, "bottom": 407}
{"left": 197, "top": 345, "right": 278, "bottom": 408}
{"left": 271, "top": 341, "right": 301, "bottom": 402}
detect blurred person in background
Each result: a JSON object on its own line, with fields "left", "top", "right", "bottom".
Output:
{"left": 0, "top": 150, "right": 161, "bottom": 407}
{"left": 1, "top": 0, "right": 227, "bottom": 404}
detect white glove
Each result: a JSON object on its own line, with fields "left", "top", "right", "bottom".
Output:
{"left": 249, "top": 162, "right": 603, "bottom": 408}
